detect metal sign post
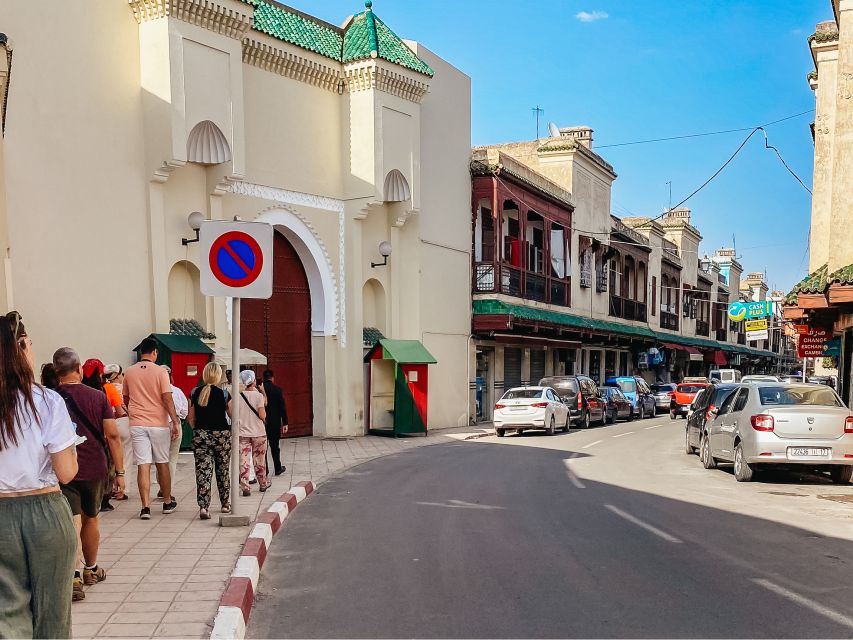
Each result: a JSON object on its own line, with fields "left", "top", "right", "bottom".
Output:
{"left": 199, "top": 221, "right": 273, "bottom": 527}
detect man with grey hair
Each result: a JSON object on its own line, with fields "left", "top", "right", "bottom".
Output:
{"left": 53, "top": 347, "right": 123, "bottom": 602}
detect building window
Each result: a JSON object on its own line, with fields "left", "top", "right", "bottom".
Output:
{"left": 651, "top": 276, "right": 657, "bottom": 316}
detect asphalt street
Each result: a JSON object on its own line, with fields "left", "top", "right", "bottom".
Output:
{"left": 249, "top": 415, "right": 853, "bottom": 638}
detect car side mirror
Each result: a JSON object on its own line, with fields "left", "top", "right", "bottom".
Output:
{"left": 709, "top": 408, "right": 719, "bottom": 417}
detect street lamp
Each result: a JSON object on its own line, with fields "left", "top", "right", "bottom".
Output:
{"left": 181, "top": 211, "right": 205, "bottom": 246}
{"left": 371, "top": 241, "right": 392, "bottom": 268}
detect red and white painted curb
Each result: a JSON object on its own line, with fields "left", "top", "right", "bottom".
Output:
{"left": 210, "top": 481, "right": 315, "bottom": 639}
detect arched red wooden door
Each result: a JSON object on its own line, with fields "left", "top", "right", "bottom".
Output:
{"left": 242, "top": 231, "right": 313, "bottom": 437}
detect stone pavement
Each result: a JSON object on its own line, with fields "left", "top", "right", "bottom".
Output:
{"left": 73, "top": 425, "right": 491, "bottom": 639}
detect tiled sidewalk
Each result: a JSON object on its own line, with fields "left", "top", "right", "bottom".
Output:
{"left": 73, "top": 426, "right": 490, "bottom": 639}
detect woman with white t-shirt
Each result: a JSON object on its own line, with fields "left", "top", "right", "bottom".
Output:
{"left": 228, "top": 369, "right": 269, "bottom": 497}
{"left": 0, "top": 311, "right": 79, "bottom": 639}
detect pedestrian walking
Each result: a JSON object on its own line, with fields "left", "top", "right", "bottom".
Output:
{"left": 104, "top": 364, "right": 132, "bottom": 500}
{"left": 229, "top": 369, "right": 269, "bottom": 497}
{"left": 188, "top": 362, "right": 232, "bottom": 519}
{"left": 0, "top": 312, "right": 78, "bottom": 639}
{"left": 53, "top": 348, "right": 124, "bottom": 602}
{"left": 262, "top": 369, "right": 288, "bottom": 476}
{"left": 122, "top": 338, "right": 180, "bottom": 519}
{"left": 158, "top": 364, "right": 188, "bottom": 500}
{"left": 81, "top": 358, "right": 123, "bottom": 513}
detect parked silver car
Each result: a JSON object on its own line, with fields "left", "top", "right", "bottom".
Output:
{"left": 700, "top": 382, "right": 853, "bottom": 483}
{"left": 651, "top": 383, "right": 677, "bottom": 413}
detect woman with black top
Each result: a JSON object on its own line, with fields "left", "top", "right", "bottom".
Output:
{"left": 188, "top": 362, "right": 231, "bottom": 520}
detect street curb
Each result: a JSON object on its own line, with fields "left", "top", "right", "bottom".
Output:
{"left": 210, "top": 480, "right": 314, "bottom": 640}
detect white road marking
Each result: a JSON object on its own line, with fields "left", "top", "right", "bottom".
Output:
{"left": 612, "top": 431, "right": 634, "bottom": 438}
{"left": 644, "top": 425, "right": 662, "bottom": 430}
{"left": 416, "top": 499, "right": 505, "bottom": 510}
{"left": 563, "top": 458, "right": 586, "bottom": 489}
{"left": 582, "top": 440, "right": 603, "bottom": 449}
{"left": 604, "top": 504, "right": 683, "bottom": 543}
{"left": 753, "top": 579, "right": 853, "bottom": 630}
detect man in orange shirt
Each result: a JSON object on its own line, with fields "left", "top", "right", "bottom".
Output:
{"left": 123, "top": 338, "right": 180, "bottom": 519}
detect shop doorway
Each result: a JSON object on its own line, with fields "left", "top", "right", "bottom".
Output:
{"left": 475, "top": 348, "right": 493, "bottom": 422}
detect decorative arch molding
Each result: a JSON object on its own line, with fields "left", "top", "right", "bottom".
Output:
{"left": 226, "top": 180, "right": 347, "bottom": 347}
{"left": 253, "top": 206, "right": 338, "bottom": 339}
{"left": 383, "top": 169, "right": 411, "bottom": 203}
{"left": 187, "top": 120, "right": 232, "bottom": 165}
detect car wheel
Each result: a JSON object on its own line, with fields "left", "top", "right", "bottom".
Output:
{"left": 516, "top": 429, "right": 524, "bottom": 436}
{"left": 627, "top": 410, "right": 634, "bottom": 422}
{"left": 669, "top": 411, "right": 676, "bottom": 421}
{"left": 546, "top": 415, "right": 556, "bottom": 436}
{"left": 563, "top": 414, "right": 571, "bottom": 433}
{"left": 582, "top": 411, "right": 590, "bottom": 429}
{"left": 608, "top": 409, "right": 615, "bottom": 425}
{"left": 496, "top": 428, "right": 505, "bottom": 438}
{"left": 685, "top": 428, "right": 695, "bottom": 454}
{"left": 733, "top": 443, "right": 754, "bottom": 482}
{"left": 700, "top": 436, "right": 716, "bottom": 469}
{"left": 831, "top": 466, "right": 853, "bottom": 485}
{"left": 639, "top": 405, "right": 646, "bottom": 420}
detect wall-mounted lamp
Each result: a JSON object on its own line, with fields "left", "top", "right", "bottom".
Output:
{"left": 371, "top": 241, "right": 392, "bottom": 268}
{"left": 181, "top": 211, "right": 205, "bottom": 246}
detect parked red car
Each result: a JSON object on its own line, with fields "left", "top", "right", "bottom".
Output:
{"left": 670, "top": 383, "right": 710, "bottom": 419}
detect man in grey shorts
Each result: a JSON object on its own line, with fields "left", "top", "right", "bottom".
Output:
{"left": 123, "top": 338, "right": 180, "bottom": 519}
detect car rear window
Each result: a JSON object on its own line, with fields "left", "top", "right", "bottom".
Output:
{"left": 615, "top": 380, "right": 637, "bottom": 393}
{"left": 677, "top": 384, "right": 706, "bottom": 394}
{"left": 652, "top": 384, "right": 676, "bottom": 393}
{"left": 758, "top": 385, "right": 842, "bottom": 407}
{"left": 540, "top": 378, "right": 579, "bottom": 393}
{"left": 503, "top": 389, "right": 542, "bottom": 400}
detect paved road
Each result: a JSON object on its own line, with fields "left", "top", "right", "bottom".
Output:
{"left": 249, "top": 415, "right": 853, "bottom": 638}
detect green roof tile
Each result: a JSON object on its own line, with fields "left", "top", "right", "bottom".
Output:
{"left": 342, "top": 7, "right": 434, "bottom": 76}
{"left": 240, "top": 0, "right": 433, "bottom": 77}
{"left": 785, "top": 263, "right": 828, "bottom": 304}
{"left": 828, "top": 262, "right": 853, "bottom": 286}
{"left": 251, "top": 1, "right": 343, "bottom": 60}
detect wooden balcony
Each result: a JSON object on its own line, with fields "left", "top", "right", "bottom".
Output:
{"left": 609, "top": 295, "right": 647, "bottom": 322}
{"left": 473, "top": 262, "right": 570, "bottom": 307}
{"left": 660, "top": 311, "right": 679, "bottom": 331}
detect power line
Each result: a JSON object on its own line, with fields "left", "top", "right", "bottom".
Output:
{"left": 596, "top": 108, "right": 815, "bottom": 149}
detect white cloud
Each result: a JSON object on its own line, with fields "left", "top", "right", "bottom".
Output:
{"left": 575, "top": 10, "right": 609, "bottom": 22}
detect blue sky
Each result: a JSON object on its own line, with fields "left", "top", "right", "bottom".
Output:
{"left": 297, "top": 0, "right": 829, "bottom": 292}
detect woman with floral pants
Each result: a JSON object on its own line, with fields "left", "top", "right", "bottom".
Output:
{"left": 229, "top": 370, "right": 269, "bottom": 496}
{"left": 188, "top": 363, "right": 232, "bottom": 519}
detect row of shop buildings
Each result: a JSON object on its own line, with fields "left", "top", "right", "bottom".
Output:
{"left": 784, "top": 2, "right": 853, "bottom": 408}
{"left": 0, "top": 0, "right": 793, "bottom": 436}
{"left": 469, "top": 136, "right": 795, "bottom": 422}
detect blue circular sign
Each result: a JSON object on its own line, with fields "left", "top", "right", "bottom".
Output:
{"left": 209, "top": 231, "right": 264, "bottom": 287}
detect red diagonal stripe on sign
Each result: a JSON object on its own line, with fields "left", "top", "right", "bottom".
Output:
{"left": 221, "top": 241, "right": 252, "bottom": 276}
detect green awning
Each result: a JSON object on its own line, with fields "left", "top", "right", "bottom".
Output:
{"left": 136, "top": 333, "right": 214, "bottom": 355}
{"left": 472, "top": 299, "right": 656, "bottom": 339}
{"left": 364, "top": 339, "right": 437, "bottom": 364}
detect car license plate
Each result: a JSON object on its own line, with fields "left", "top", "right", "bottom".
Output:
{"left": 788, "top": 447, "right": 830, "bottom": 458}
{"left": 510, "top": 406, "right": 526, "bottom": 412}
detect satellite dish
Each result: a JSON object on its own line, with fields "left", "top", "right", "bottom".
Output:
{"left": 548, "top": 122, "right": 561, "bottom": 138}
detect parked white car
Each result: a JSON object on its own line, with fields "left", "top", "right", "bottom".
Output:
{"left": 741, "top": 375, "right": 780, "bottom": 383}
{"left": 494, "top": 387, "right": 570, "bottom": 437}
{"left": 700, "top": 382, "right": 853, "bottom": 483}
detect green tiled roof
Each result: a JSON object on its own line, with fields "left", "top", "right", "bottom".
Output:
{"left": 170, "top": 319, "right": 216, "bottom": 341}
{"left": 251, "top": 1, "right": 343, "bottom": 60}
{"left": 785, "top": 263, "right": 828, "bottom": 304}
{"left": 240, "top": 0, "right": 433, "bottom": 77}
{"left": 828, "top": 262, "right": 853, "bottom": 286}
{"left": 362, "top": 326, "right": 385, "bottom": 346}
{"left": 343, "top": 4, "right": 434, "bottom": 76}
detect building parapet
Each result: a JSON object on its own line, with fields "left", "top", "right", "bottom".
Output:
{"left": 471, "top": 148, "right": 575, "bottom": 210}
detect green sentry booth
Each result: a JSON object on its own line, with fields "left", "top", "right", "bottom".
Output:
{"left": 364, "top": 339, "right": 437, "bottom": 437}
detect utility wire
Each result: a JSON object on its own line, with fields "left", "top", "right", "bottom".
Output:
{"left": 596, "top": 108, "right": 815, "bottom": 149}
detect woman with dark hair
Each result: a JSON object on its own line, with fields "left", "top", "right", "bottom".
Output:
{"left": 41, "top": 362, "right": 60, "bottom": 390}
{"left": 0, "top": 311, "right": 78, "bottom": 639}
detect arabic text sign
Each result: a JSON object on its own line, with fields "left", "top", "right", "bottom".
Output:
{"left": 798, "top": 328, "right": 832, "bottom": 358}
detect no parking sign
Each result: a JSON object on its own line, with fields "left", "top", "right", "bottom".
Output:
{"left": 200, "top": 221, "right": 273, "bottom": 299}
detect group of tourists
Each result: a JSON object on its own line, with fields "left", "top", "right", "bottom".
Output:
{"left": 0, "top": 315, "right": 289, "bottom": 638}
